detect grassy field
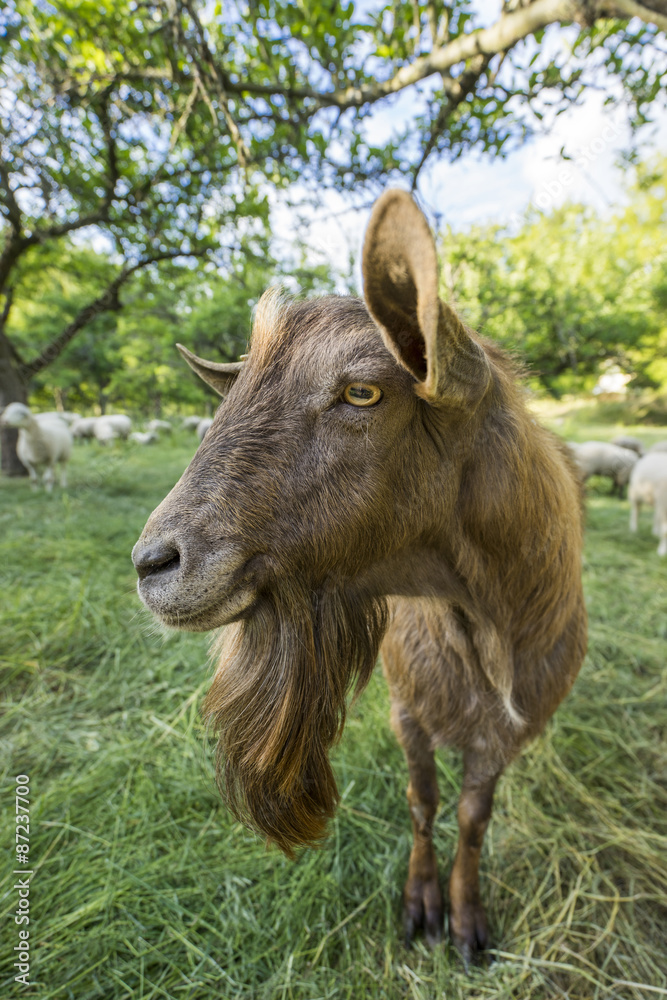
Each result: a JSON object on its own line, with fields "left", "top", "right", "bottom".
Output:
{"left": 1, "top": 415, "right": 666, "bottom": 1000}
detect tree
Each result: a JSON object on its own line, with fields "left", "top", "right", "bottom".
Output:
{"left": 8, "top": 243, "right": 122, "bottom": 414}
{"left": 438, "top": 155, "right": 667, "bottom": 397}
{"left": 98, "top": 257, "right": 337, "bottom": 415}
{"left": 0, "top": 0, "right": 269, "bottom": 471}
{"left": 10, "top": 242, "right": 337, "bottom": 417}
{"left": 1, "top": 0, "right": 666, "bottom": 471}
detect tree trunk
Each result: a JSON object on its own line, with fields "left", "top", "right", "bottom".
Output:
{"left": 0, "top": 327, "right": 28, "bottom": 476}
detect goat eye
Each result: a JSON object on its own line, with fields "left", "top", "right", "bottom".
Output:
{"left": 343, "top": 383, "right": 383, "bottom": 407}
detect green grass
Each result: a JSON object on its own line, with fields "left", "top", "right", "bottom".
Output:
{"left": 1, "top": 427, "right": 666, "bottom": 1000}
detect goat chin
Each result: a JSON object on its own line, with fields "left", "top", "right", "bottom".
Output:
{"left": 203, "top": 581, "right": 388, "bottom": 855}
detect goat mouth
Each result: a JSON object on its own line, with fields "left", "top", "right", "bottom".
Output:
{"left": 137, "top": 552, "right": 265, "bottom": 632}
{"left": 151, "top": 589, "right": 259, "bottom": 632}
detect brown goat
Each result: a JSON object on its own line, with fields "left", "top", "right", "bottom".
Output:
{"left": 132, "top": 190, "right": 587, "bottom": 961}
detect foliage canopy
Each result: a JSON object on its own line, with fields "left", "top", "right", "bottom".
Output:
{"left": 7, "top": 155, "right": 665, "bottom": 415}
{"left": 440, "top": 156, "right": 667, "bottom": 399}
{"left": 1, "top": 0, "right": 666, "bottom": 464}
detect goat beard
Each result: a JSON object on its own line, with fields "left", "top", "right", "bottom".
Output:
{"left": 203, "top": 580, "right": 388, "bottom": 856}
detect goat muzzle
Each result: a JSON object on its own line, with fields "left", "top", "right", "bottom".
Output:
{"left": 132, "top": 530, "right": 261, "bottom": 631}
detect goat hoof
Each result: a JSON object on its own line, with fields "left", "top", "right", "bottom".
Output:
{"left": 449, "top": 901, "right": 489, "bottom": 966}
{"left": 403, "top": 876, "right": 443, "bottom": 947}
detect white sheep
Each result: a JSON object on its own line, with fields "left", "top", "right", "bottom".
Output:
{"left": 570, "top": 441, "right": 638, "bottom": 497}
{"left": 70, "top": 417, "right": 97, "bottom": 439}
{"left": 196, "top": 417, "right": 214, "bottom": 441}
{"left": 92, "top": 418, "right": 117, "bottom": 445}
{"left": 648, "top": 441, "right": 667, "bottom": 454}
{"left": 106, "top": 414, "right": 132, "bottom": 437}
{"left": 39, "top": 411, "right": 81, "bottom": 426}
{"left": 129, "top": 431, "right": 159, "bottom": 445}
{"left": 0, "top": 402, "right": 72, "bottom": 491}
{"left": 146, "top": 419, "right": 172, "bottom": 434}
{"left": 628, "top": 453, "right": 667, "bottom": 557}
{"left": 610, "top": 435, "right": 645, "bottom": 456}
{"left": 182, "top": 415, "right": 204, "bottom": 430}
{"left": 94, "top": 414, "right": 132, "bottom": 443}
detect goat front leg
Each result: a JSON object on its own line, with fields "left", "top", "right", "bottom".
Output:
{"left": 392, "top": 704, "right": 443, "bottom": 946}
{"left": 449, "top": 751, "right": 501, "bottom": 964}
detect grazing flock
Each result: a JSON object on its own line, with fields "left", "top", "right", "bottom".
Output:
{"left": 569, "top": 436, "right": 667, "bottom": 556}
{"left": 0, "top": 401, "right": 666, "bottom": 556}
{"left": 0, "top": 405, "right": 213, "bottom": 491}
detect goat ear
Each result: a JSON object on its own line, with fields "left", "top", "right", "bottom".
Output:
{"left": 362, "top": 189, "right": 490, "bottom": 408}
{"left": 176, "top": 344, "right": 243, "bottom": 397}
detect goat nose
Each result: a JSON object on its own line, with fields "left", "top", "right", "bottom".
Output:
{"left": 132, "top": 539, "right": 181, "bottom": 580}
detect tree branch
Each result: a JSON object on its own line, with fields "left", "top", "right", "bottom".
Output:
{"left": 97, "top": 92, "right": 120, "bottom": 206}
{"left": 0, "top": 210, "right": 116, "bottom": 294}
{"left": 20, "top": 249, "right": 210, "bottom": 379}
{"left": 1, "top": 286, "right": 14, "bottom": 328}
{"left": 178, "top": 0, "right": 251, "bottom": 171}
{"left": 602, "top": 0, "right": 667, "bottom": 31}
{"left": 0, "top": 158, "right": 24, "bottom": 235}
{"left": 0, "top": 288, "right": 28, "bottom": 368}
{"left": 58, "top": 0, "right": 666, "bottom": 116}
{"left": 0, "top": 95, "right": 120, "bottom": 291}
{"left": 411, "top": 54, "right": 492, "bottom": 188}
{"left": 177, "top": 0, "right": 667, "bottom": 108}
